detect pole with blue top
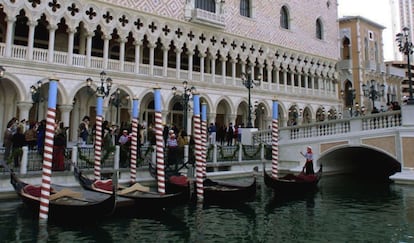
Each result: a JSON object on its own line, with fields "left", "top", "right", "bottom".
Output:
{"left": 271, "top": 99, "right": 279, "bottom": 178}
{"left": 130, "top": 97, "right": 139, "bottom": 183}
{"left": 39, "top": 76, "right": 59, "bottom": 221}
{"left": 154, "top": 86, "right": 165, "bottom": 194}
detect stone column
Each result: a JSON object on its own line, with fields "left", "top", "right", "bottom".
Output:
{"left": 175, "top": 48, "right": 182, "bottom": 79}
{"left": 103, "top": 34, "right": 111, "bottom": 70}
{"left": 119, "top": 37, "right": 126, "bottom": 72}
{"left": 134, "top": 40, "right": 142, "bottom": 74}
{"left": 162, "top": 46, "right": 169, "bottom": 77}
{"left": 211, "top": 56, "right": 217, "bottom": 83}
{"left": 220, "top": 56, "right": 227, "bottom": 84}
{"left": 47, "top": 24, "right": 57, "bottom": 63}
{"left": 86, "top": 31, "right": 94, "bottom": 68}
{"left": 17, "top": 102, "right": 34, "bottom": 122}
{"left": 5, "top": 16, "right": 16, "bottom": 57}
{"left": 231, "top": 59, "right": 237, "bottom": 85}
{"left": 148, "top": 42, "right": 156, "bottom": 76}
{"left": 67, "top": 27, "right": 75, "bottom": 65}
{"left": 199, "top": 52, "right": 206, "bottom": 82}
{"left": 187, "top": 49, "right": 194, "bottom": 81}
{"left": 27, "top": 20, "right": 38, "bottom": 60}
{"left": 59, "top": 105, "right": 73, "bottom": 129}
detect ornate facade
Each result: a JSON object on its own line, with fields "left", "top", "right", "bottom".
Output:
{"left": 0, "top": 0, "right": 340, "bottom": 142}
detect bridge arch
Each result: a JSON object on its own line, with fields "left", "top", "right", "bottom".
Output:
{"left": 318, "top": 145, "right": 401, "bottom": 179}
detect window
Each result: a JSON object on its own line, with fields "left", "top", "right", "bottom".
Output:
{"left": 368, "top": 31, "right": 374, "bottom": 40}
{"left": 342, "top": 37, "right": 350, "bottom": 59}
{"left": 280, "top": 6, "right": 289, "bottom": 29}
{"left": 240, "top": 0, "right": 250, "bottom": 17}
{"left": 195, "top": 0, "right": 216, "bottom": 13}
{"left": 316, "top": 18, "right": 323, "bottom": 40}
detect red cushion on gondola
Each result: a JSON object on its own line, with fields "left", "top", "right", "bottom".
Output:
{"left": 23, "top": 185, "right": 42, "bottom": 197}
{"left": 169, "top": 175, "right": 188, "bottom": 186}
{"left": 93, "top": 180, "right": 113, "bottom": 191}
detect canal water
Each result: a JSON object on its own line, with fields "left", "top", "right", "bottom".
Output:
{"left": 1, "top": 174, "right": 414, "bottom": 242}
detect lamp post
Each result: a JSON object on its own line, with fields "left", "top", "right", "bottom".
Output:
{"left": 362, "top": 80, "right": 385, "bottom": 111}
{"left": 172, "top": 80, "right": 196, "bottom": 133}
{"left": 396, "top": 27, "right": 414, "bottom": 105}
{"left": 341, "top": 88, "right": 356, "bottom": 117}
{"left": 110, "top": 88, "right": 129, "bottom": 125}
{"left": 241, "top": 71, "right": 261, "bottom": 128}
{"left": 86, "top": 70, "right": 112, "bottom": 97}
{"left": 86, "top": 71, "right": 112, "bottom": 180}
{"left": 30, "top": 80, "right": 43, "bottom": 121}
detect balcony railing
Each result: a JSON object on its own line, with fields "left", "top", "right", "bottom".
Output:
{"left": 190, "top": 8, "right": 225, "bottom": 28}
{"left": 252, "top": 110, "right": 402, "bottom": 145}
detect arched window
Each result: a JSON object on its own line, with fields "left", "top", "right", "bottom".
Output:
{"left": 342, "top": 37, "right": 350, "bottom": 59}
{"left": 316, "top": 18, "right": 323, "bottom": 40}
{"left": 195, "top": 0, "right": 216, "bottom": 13}
{"left": 240, "top": 0, "right": 251, "bottom": 17}
{"left": 280, "top": 6, "right": 289, "bottom": 29}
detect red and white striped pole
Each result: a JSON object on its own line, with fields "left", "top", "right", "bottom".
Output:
{"left": 130, "top": 97, "right": 139, "bottom": 183}
{"left": 39, "top": 77, "right": 59, "bottom": 221}
{"left": 193, "top": 93, "right": 203, "bottom": 201}
{"left": 154, "top": 87, "right": 165, "bottom": 194}
{"left": 94, "top": 94, "right": 104, "bottom": 180}
{"left": 201, "top": 102, "right": 207, "bottom": 177}
{"left": 271, "top": 99, "right": 279, "bottom": 178}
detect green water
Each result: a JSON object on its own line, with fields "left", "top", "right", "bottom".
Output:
{"left": 1, "top": 175, "right": 414, "bottom": 242}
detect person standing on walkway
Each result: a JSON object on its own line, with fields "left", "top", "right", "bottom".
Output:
{"left": 300, "top": 146, "right": 314, "bottom": 175}
{"left": 79, "top": 116, "right": 90, "bottom": 147}
{"left": 12, "top": 126, "right": 26, "bottom": 167}
{"left": 208, "top": 123, "right": 216, "bottom": 145}
{"left": 226, "top": 122, "right": 234, "bottom": 146}
{"left": 3, "top": 117, "right": 17, "bottom": 160}
{"left": 118, "top": 129, "right": 131, "bottom": 167}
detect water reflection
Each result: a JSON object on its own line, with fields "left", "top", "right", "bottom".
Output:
{"left": 1, "top": 175, "right": 414, "bottom": 242}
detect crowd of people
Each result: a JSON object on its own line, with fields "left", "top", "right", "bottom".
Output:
{"left": 207, "top": 122, "right": 244, "bottom": 146}
{"left": 2, "top": 117, "right": 66, "bottom": 170}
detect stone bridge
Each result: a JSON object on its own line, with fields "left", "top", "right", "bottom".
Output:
{"left": 252, "top": 106, "right": 414, "bottom": 182}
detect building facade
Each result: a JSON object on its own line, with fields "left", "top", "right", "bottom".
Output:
{"left": 0, "top": 0, "right": 340, "bottom": 143}
{"left": 338, "top": 16, "right": 404, "bottom": 117}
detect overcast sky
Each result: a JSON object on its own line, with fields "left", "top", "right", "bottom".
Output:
{"left": 337, "top": 0, "right": 394, "bottom": 60}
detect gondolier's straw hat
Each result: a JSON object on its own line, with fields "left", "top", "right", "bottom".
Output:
{"left": 307, "top": 146, "right": 312, "bottom": 150}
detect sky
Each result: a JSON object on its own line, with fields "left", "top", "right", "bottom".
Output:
{"left": 337, "top": 0, "right": 394, "bottom": 60}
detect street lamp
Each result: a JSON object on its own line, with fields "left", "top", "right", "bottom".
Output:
{"left": 362, "top": 80, "right": 385, "bottom": 111}
{"left": 110, "top": 88, "right": 129, "bottom": 124}
{"left": 396, "top": 27, "right": 414, "bottom": 105}
{"left": 241, "top": 71, "right": 261, "bottom": 128}
{"left": 172, "top": 80, "right": 196, "bottom": 133}
{"left": 30, "top": 80, "right": 43, "bottom": 121}
{"left": 341, "top": 87, "right": 356, "bottom": 117}
{"left": 86, "top": 70, "right": 113, "bottom": 97}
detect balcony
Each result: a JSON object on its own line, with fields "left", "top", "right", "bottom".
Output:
{"left": 337, "top": 59, "right": 352, "bottom": 71}
{"left": 190, "top": 8, "right": 225, "bottom": 29}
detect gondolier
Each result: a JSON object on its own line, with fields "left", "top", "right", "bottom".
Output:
{"left": 300, "top": 146, "right": 315, "bottom": 175}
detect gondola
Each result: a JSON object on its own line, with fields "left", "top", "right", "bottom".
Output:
{"left": 264, "top": 164, "right": 322, "bottom": 198}
{"left": 165, "top": 167, "right": 258, "bottom": 205}
{"left": 9, "top": 169, "right": 116, "bottom": 222}
{"left": 74, "top": 167, "right": 185, "bottom": 211}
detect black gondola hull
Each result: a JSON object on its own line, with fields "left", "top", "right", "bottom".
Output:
{"left": 74, "top": 168, "right": 185, "bottom": 212}
{"left": 264, "top": 166, "right": 322, "bottom": 198}
{"left": 10, "top": 172, "right": 116, "bottom": 222}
